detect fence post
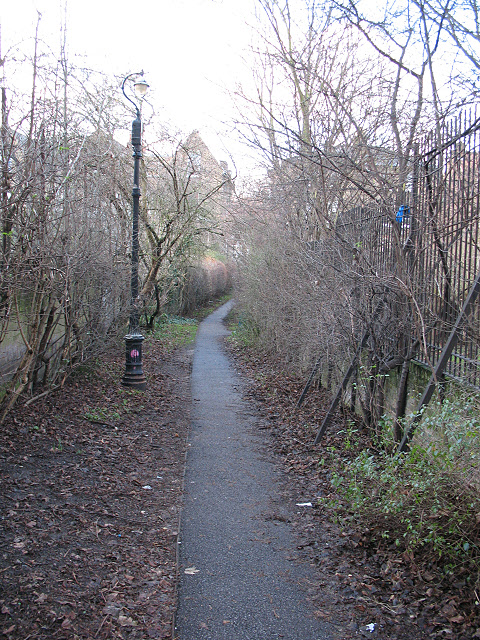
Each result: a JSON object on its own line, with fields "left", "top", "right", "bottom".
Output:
{"left": 396, "top": 268, "right": 480, "bottom": 453}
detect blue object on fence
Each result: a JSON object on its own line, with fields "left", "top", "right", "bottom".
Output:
{"left": 396, "top": 204, "right": 410, "bottom": 224}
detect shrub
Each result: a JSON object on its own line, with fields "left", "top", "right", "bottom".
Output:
{"left": 176, "top": 257, "right": 234, "bottom": 315}
{"left": 326, "top": 396, "right": 480, "bottom": 583}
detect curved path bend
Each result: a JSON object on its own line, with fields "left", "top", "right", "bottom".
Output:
{"left": 176, "top": 301, "right": 336, "bottom": 640}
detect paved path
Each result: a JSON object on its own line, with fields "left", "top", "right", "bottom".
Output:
{"left": 175, "top": 301, "right": 335, "bottom": 640}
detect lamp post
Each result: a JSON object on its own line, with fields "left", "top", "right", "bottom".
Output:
{"left": 121, "top": 72, "right": 149, "bottom": 391}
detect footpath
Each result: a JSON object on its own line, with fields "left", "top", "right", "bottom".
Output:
{"left": 175, "top": 301, "right": 336, "bottom": 640}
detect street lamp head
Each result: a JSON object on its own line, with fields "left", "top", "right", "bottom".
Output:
{"left": 134, "top": 77, "right": 149, "bottom": 99}
{"left": 121, "top": 71, "right": 149, "bottom": 117}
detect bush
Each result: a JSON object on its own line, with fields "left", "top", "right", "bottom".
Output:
{"left": 326, "top": 396, "right": 480, "bottom": 583}
{"left": 175, "top": 257, "right": 234, "bottom": 315}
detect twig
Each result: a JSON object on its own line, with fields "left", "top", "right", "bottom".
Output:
{"left": 83, "top": 417, "right": 117, "bottom": 429}
{"left": 94, "top": 615, "right": 109, "bottom": 638}
{"left": 126, "top": 434, "right": 143, "bottom": 447}
{"left": 24, "top": 385, "right": 61, "bottom": 407}
{"left": 356, "top": 594, "right": 402, "bottom": 615}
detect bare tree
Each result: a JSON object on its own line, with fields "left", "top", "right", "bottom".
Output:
{"left": 0, "top": 30, "right": 132, "bottom": 421}
{"left": 233, "top": 0, "right": 480, "bottom": 440}
{"left": 138, "top": 131, "right": 234, "bottom": 327}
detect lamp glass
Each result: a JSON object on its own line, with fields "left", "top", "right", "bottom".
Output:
{"left": 134, "top": 79, "right": 149, "bottom": 99}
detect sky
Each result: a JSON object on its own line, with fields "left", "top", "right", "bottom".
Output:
{"left": 1, "top": 0, "right": 260, "bottom": 177}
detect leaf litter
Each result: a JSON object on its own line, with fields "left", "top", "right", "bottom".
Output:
{"left": 0, "top": 340, "right": 192, "bottom": 640}
{"left": 226, "top": 339, "right": 480, "bottom": 640}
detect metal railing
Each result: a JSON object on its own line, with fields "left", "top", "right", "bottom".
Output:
{"left": 333, "top": 108, "right": 480, "bottom": 389}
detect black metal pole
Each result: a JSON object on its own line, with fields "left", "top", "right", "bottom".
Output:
{"left": 121, "top": 105, "right": 147, "bottom": 390}
{"left": 396, "top": 268, "right": 480, "bottom": 454}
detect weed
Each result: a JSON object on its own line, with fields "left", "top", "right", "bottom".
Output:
{"left": 327, "top": 395, "right": 480, "bottom": 584}
{"left": 84, "top": 407, "right": 109, "bottom": 422}
{"left": 227, "top": 312, "right": 261, "bottom": 348}
{"left": 51, "top": 438, "right": 63, "bottom": 452}
{"left": 153, "top": 315, "right": 198, "bottom": 352}
{"left": 84, "top": 405, "right": 121, "bottom": 423}
{"left": 337, "top": 420, "right": 359, "bottom": 450}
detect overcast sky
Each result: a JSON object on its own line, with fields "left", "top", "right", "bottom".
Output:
{"left": 1, "top": 0, "right": 260, "bottom": 175}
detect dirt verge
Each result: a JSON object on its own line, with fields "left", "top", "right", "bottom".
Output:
{"left": 227, "top": 341, "right": 480, "bottom": 640}
{"left": 0, "top": 339, "right": 192, "bottom": 640}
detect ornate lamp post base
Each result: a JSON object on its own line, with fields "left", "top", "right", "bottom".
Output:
{"left": 121, "top": 333, "right": 147, "bottom": 390}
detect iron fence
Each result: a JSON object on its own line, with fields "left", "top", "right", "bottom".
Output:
{"left": 414, "top": 109, "right": 480, "bottom": 386}
{"left": 336, "top": 109, "right": 480, "bottom": 389}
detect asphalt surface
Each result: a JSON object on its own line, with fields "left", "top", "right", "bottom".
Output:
{"left": 175, "top": 301, "right": 336, "bottom": 640}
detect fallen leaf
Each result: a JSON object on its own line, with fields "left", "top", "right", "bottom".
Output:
{"left": 118, "top": 615, "right": 137, "bottom": 627}
{"left": 448, "top": 614, "right": 465, "bottom": 624}
{"left": 184, "top": 566, "right": 200, "bottom": 575}
{"left": 314, "top": 610, "right": 330, "bottom": 619}
{"left": 441, "top": 603, "right": 458, "bottom": 618}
